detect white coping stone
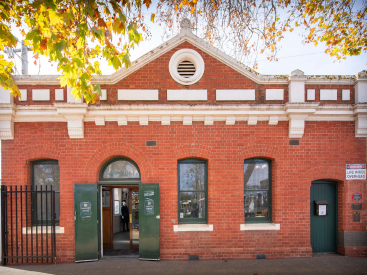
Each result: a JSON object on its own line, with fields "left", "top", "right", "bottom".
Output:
{"left": 216, "top": 89, "right": 255, "bottom": 101}
{"left": 32, "top": 89, "right": 50, "bottom": 101}
{"left": 240, "top": 223, "right": 280, "bottom": 231}
{"left": 320, "top": 89, "right": 337, "bottom": 100}
{"left": 174, "top": 224, "right": 213, "bottom": 232}
{"left": 101, "top": 89, "right": 107, "bottom": 100}
{"left": 118, "top": 89, "right": 158, "bottom": 101}
{"left": 22, "top": 226, "right": 64, "bottom": 234}
{"left": 19, "top": 89, "right": 27, "bottom": 101}
{"left": 55, "top": 89, "right": 64, "bottom": 101}
{"left": 307, "top": 89, "right": 316, "bottom": 101}
{"left": 342, "top": 90, "right": 350, "bottom": 101}
{"left": 266, "top": 89, "right": 284, "bottom": 100}
{"left": 167, "top": 89, "right": 207, "bottom": 101}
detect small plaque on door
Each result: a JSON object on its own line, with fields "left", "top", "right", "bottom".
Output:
{"left": 144, "top": 198, "right": 154, "bottom": 215}
{"left": 80, "top": 202, "right": 92, "bottom": 219}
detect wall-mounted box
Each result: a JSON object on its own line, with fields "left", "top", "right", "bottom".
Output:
{"left": 314, "top": 200, "right": 329, "bottom": 216}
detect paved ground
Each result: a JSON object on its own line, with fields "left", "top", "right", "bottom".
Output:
{"left": 1, "top": 254, "right": 367, "bottom": 275}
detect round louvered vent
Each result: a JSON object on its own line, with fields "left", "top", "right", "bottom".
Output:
{"left": 169, "top": 49, "right": 205, "bottom": 85}
{"left": 177, "top": 60, "right": 196, "bottom": 78}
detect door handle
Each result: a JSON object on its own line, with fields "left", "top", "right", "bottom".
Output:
{"left": 156, "top": 215, "right": 160, "bottom": 219}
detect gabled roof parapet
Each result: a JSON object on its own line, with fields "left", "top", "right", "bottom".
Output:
{"left": 12, "top": 20, "right": 359, "bottom": 86}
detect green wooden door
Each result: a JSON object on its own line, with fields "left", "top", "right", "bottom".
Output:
{"left": 310, "top": 181, "right": 337, "bottom": 253}
{"left": 139, "top": 183, "right": 160, "bottom": 260}
{"left": 74, "top": 184, "right": 99, "bottom": 262}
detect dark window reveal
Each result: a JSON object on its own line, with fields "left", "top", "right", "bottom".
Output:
{"left": 244, "top": 158, "right": 272, "bottom": 223}
{"left": 32, "top": 160, "right": 60, "bottom": 225}
{"left": 178, "top": 159, "right": 207, "bottom": 224}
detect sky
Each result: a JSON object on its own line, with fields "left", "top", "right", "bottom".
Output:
{"left": 6, "top": 4, "right": 366, "bottom": 78}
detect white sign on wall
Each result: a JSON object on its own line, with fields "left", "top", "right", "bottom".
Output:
{"left": 346, "top": 164, "right": 366, "bottom": 180}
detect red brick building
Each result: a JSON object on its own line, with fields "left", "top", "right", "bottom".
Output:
{"left": 0, "top": 19, "right": 366, "bottom": 264}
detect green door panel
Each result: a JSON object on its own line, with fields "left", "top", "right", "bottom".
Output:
{"left": 139, "top": 183, "right": 160, "bottom": 260}
{"left": 75, "top": 184, "right": 99, "bottom": 262}
{"left": 310, "top": 181, "right": 337, "bottom": 253}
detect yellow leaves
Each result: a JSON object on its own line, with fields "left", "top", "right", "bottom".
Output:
{"left": 150, "top": 13, "right": 155, "bottom": 23}
{"left": 290, "top": 28, "right": 294, "bottom": 32}
{"left": 191, "top": 7, "right": 195, "bottom": 13}
{"left": 175, "top": 5, "right": 178, "bottom": 11}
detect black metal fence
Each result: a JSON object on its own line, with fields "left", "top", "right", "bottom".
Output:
{"left": 1, "top": 185, "right": 56, "bottom": 265}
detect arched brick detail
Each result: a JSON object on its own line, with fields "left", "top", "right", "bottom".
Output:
{"left": 174, "top": 144, "right": 213, "bottom": 160}
{"left": 307, "top": 166, "right": 345, "bottom": 187}
{"left": 81, "top": 142, "right": 154, "bottom": 183}
{"left": 21, "top": 144, "right": 62, "bottom": 161}
{"left": 241, "top": 143, "right": 279, "bottom": 160}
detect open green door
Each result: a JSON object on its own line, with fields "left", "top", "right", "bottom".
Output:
{"left": 139, "top": 183, "right": 160, "bottom": 260}
{"left": 75, "top": 184, "right": 99, "bottom": 262}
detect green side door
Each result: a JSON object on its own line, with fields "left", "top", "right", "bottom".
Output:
{"left": 139, "top": 183, "right": 160, "bottom": 260}
{"left": 310, "top": 180, "right": 337, "bottom": 253}
{"left": 74, "top": 184, "right": 99, "bottom": 262}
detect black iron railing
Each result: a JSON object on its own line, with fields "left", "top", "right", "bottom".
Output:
{"left": 1, "top": 185, "right": 56, "bottom": 265}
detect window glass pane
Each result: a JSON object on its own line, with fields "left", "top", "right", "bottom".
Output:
{"left": 179, "top": 192, "right": 205, "bottom": 219}
{"left": 36, "top": 192, "right": 60, "bottom": 223}
{"left": 244, "top": 161, "right": 269, "bottom": 190}
{"left": 179, "top": 163, "right": 205, "bottom": 191}
{"left": 103, "top": 160, "right": 140, "bottom": 179}
{"left": 102, "top": 187, "right": 110, "bottom": 207}
{"left": 34, "top": 163, "right": 60, "bottom": 191}
{"left": 34, "top": 163, "right": 60, "bottom": 224}
{"left": 244, "top": 191, "right": 269, "bottom": 218}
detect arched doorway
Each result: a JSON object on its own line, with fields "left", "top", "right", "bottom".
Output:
{"left": 310, "top": 180, "right": 338, "bottom": 253}
{"left": 99, "top": 157, "right": 141, "bottom": 256}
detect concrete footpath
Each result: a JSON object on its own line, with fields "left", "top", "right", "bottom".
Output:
{"left": 0, "top": 254, "right": 367, "bottom": 275}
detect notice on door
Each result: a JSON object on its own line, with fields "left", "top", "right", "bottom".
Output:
{"left": 144, "top": 198, "right": 154, "bottom": 215}
{"left": 319, "top": 205, "right": 326, "bottom": 216}
{"left": 346, "top": 164, "right": 366, "bottom": 180}
{"left": 80, "top": 202, "right": 92, "bottom": 219}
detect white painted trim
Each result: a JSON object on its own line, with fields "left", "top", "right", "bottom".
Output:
{"left": 19, "top": 89, "right": 27, "bottom": 101}
{"left": 266, "top": 89, "right": 284, "bottom": 100}
{"left": 240, "top": 223, "right": 280, "bottom": 231}
{"left": 216, "top": 89, "right": 255, "bottom": 101}
{"left": 55, "top": 89, "right": 64, "bottom": 101}
{"left": 22, "top": 226, "right": 65, "bottom": 234}
{"left": 174, "top": 224, "right": 213, "bottom": 232}
{"left": 100, "top": 89, "right": 107, "bottom": 101}
{"left": 342, "top": 90, "right": 350, "bottom": 101}
{"left": 2, "top": 103, "right": 365, "bottom": 139}
{"left": 307, "top": 89, "right": 315, "bottom": 101}
{"left": 118, "top": 89, "right": 158, "bottom": 101}
{"left": 169, "top": 49, "right": 205, "bottom": 85}
{"left": 32, "top": 89, "right": 50, "bottom": 101}
{"left": 167, "top": 90, "right": 207, "bottom": 101}
{"left": 320, "top": 89, "right": 337, "bottom": 100}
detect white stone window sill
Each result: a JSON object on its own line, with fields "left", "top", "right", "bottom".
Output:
{"left": 174, "top": 224, "right": 213, "bottom": 232}
{"left": 22, "top": 226, "right": 64, "bottom": 234}
{"left": 240, "top": 223, "right": 280, "bottom": 231}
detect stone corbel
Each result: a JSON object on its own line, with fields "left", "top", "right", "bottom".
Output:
{"left": 354, "top": 103, "right": 367, "bottom": 137}
{"left": 54, "top": 103, "right": 87, "bottom": 139}
{"left": 0, "top": 103, "right": 15, "bottom": 140}
{"left": 285, "top": 103, "right": 319, "bottom": 139}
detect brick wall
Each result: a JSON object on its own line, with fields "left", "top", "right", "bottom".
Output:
{"left": 1, "top": 119, "right": 366, "bottom": 261}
